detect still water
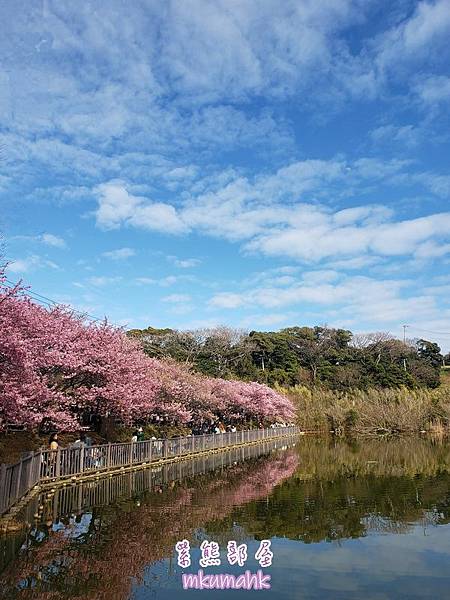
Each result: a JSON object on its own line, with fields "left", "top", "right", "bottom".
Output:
{"left": 2, "top": 435, "right": 450, "bottom": 599}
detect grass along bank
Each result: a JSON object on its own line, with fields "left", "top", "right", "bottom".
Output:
{"left": 286, "top": 384, "right": 450, "bottom": 435}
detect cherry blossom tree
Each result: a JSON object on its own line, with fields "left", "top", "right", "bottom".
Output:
{"left": 0, "top": 276, "right": 161, "bottom": 430}
{"left": 0, "top": 269, "right": 295, "bottom": 432}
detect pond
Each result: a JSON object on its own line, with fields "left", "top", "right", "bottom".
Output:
{"left": 2, "top": 435, "right": 450, "bottom": 599}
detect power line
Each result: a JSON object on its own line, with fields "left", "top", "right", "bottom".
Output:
{"left": 407, "top": 325, "right": 450, "bottom": 337}
{"left": 6, "top": 278, "right": 58, "bottom": 307}
{"left": 3, "top": 279, "right": 103, "bottom": 323}
{"left": 2, "top": 278, "right": 108, "bottom": 325}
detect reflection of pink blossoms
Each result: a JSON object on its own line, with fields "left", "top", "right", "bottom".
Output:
{"left": 255, "top": 540, "right": 273, "bottom": 567}
{"left": 175, "top": 539, "right": 191, "bottom": 568}
{"left": 227, "top": 541, "right": 247, "bottom": 567}
{"left": 199, "top": 540, "right": 221, "bottom": 567}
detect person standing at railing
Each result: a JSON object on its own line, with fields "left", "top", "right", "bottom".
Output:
{"left": 45, "top": 433, "right": 59, "bottom": 478}
{"left": 72, "top": 432, "right": 94, "bottom": 469}
{"left": 49, "top": 432, "right": 59, "bottom": 451}
{"left": 72, "top": 432, "right": 92, "bottom": 448}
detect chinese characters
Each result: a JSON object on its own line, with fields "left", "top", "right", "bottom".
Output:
{"left": 175, "top": 539, "right": 273, "bottom": 568}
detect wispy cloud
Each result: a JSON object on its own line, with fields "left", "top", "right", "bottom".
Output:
{"left": 134, "top": 275, "right": 196, "bottom": 287}
{"left": 209, "top": 273, "right": 446, "bottom": 328}
{"left": 413, "top": 75, "right": 450, "bottom": 105}
{"left": 6, "top": 255, "right": 60, "bottom": 273}
{"left": 3, "top": 0, "right": 450, "bottom": 352}
{"left": 162, "top": 293, "right": 192, "bottom": 303}
{"left": 92, "top": 160, "right": 450, "bottom": 265}
{"left": 87, "top": 276, "right": 123, "bottom": 287}
{"left": 167, "top": 255, "right": 201, "bottom": 268}
{"left": 40, "top": 233, "right": 67, "bottom": 248}
{"left": 102, "top": 247, "right": 136, "bottom": 260}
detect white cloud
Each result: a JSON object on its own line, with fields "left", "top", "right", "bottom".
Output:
{"left": 1, "top": 0, "right": 448, "bottom": 189}
{"left": 165, "top": 166, "right": 198, "bottom": 180}
{"left": 135, "top": 277, "right": 157, "bottom": 285}
{"left": 158, "top": 0, "right": 363, "bottom": 100}
{"left": 210, "top": 292, "right": 246, "bottom": 309}
{"left": 7, "top": 257, "right": 39, "bottom": 274}
{"left": 87, "top": 276, "right": 122, "bottom": 287}
{"left": 326, "top": 256, "right": 381, "bottom": 270}
{"left": 374, "top": 0, "right": 450, "bottom": 73}
{"left": 370, "top": 124, "right": 420, "bottom": 148}
{"left": 413, "top": 75, "right": 450, "bottom": 105}
{"left": 167, "top": 256, "right": 201, "bottom": 268}
{"left": 244, "top": 207, "right": 450, "bottom": 263}
{"left": 3, "top": 1, "right": 450, "bottom": 354}
{"left": 167, "top": 303, "right": 194, "bottom": 316}
{"left": 134, "top": 274, "right": 196, "bottom": 287}
{"left": 209, "top": 273, "right": 444, "bottom": 329}
{"left": 9, "top": 232, "right": 67, "bottom": 248}
{"left": 162, "top": 293, "right": 192, "bottom": 303}
{"left": 6, "top": 255, "right": 59, "bottom": 273}
{"left": 91, "top": 157, "right": 450, "bottom": 266}
{"left": 94, "top": 181, "right": 187, "bottom": 234}
{"left": 102, "top": 247, "right": 136, "bottom": 260}
{"left": 94, "top": 182, "right": 142, "bottom": 229}
{"left": 40, "top": 233, "right": 66, "bottom": 248}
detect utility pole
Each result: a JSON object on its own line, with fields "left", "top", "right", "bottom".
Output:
{"left": 403, "top": 324, "right": 409, "bottom": 344}
{"left": 402, "top": 325, "right": 409, "bottom": 371}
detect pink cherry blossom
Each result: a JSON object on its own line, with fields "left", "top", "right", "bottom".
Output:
{"left": 0, "top": 269, "right": 295, "bottom": 431}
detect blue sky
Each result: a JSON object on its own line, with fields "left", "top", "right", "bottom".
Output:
{"left": 1, "top": 0, "right": 450, "bottom": 350}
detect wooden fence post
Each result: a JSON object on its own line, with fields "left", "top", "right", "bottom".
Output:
{"left": 107, "top": 443, "right": 111, "bottom": 469}
{"left": 77, "top": 484, "right": 83, "bottom": 513}
{"left": 26, "top": 453, "right": 34, "bottom": 490}
{"left": 34, "top": 452, "right": 41, "bottom": 485}
{"left": 130, "top": 442, "right": 134, "bottom": 467}
{"left": 55, "top": 449, "right": 61, "bottom": 480}
{"left": 79, "top": 443, "right": 85, "bottom": 475}
{"left": 14, "top": 460, "right": 23, "bottom": 501}
{"left": 0, "top": 463, "right": 6, "bottom": 513}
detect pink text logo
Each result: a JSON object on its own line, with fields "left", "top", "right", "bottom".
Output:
{"left": 182, "top": 569, "right": 271, "bottom": 590}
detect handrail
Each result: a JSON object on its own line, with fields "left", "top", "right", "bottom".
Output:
{"left": 0, "top": 426, "right": 300, "bottom": 516}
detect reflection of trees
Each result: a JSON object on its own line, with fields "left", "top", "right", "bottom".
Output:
{"left": 204, "top": 437, "right": 450, "bottom": 544}
{"left": 0, "top": 450, "right": 298, "bottom": 600}
{"left": 4, "top": 437, "right": 450, "bottom": 599}
{"left": 293, "top": 436, "right": 450, "bottom": 479}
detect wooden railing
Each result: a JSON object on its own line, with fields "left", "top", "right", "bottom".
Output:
{"left": 0, "top": 426, "right": 299, "bottom": 517}
{"left": 0, "top": 452, "right": 42, "bottom": 517}
{"left": 1, "top": 437, "right": 298, "bottom": 570}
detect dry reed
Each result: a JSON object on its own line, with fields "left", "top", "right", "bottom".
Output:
{"left": 283, "top": 385, "right": 450, "bottom": 434}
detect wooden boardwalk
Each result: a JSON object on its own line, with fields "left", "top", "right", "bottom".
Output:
{"left": 0, "top": 426, "right": 300, "bottom": 518}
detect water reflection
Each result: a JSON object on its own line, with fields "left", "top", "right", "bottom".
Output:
{"left": 2, "top": 436, "right": 450, "bottom": 599}
{"left": 0, "top": 439, "right": 298, "bottom": 599}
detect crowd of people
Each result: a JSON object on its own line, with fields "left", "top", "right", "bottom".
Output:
{"left": 45, "top": 420, "right": 297, "bottom": 452}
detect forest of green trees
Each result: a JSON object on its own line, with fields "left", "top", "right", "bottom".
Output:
{"left": 128, "top": 325, "right": 444, "bottom": 390}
